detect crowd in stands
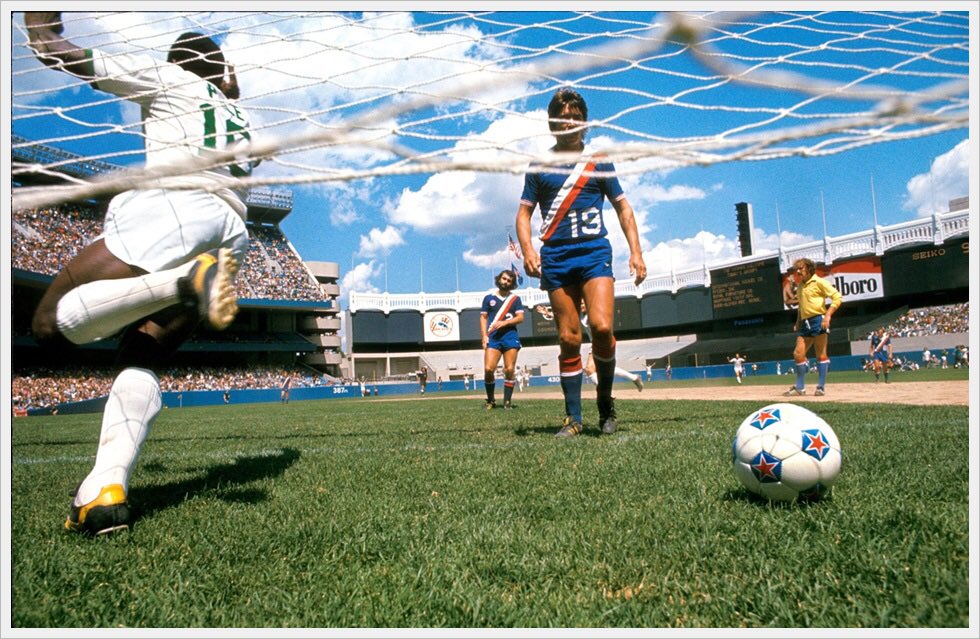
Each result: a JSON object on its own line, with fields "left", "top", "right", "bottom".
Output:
{"left": 12, "top": 205, "right": 329, "bottom": 302}
{"left": 11, "top": 365, "right": 330, "bottom": 411}
{"left": 12, "top": 205, "right": 103, "bottom": 274}
{"left": 236, "top": 225, "right": 326, "bottom": 300}
{"left": 869, "top": 303, "right": 970, "bottom": 339}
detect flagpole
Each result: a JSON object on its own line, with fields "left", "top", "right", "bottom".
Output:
{"left": 870, "top": 174, "right": 879, "bottom": 227}
{"left": 820, "top": 190, "right": 828, "bottom": 238}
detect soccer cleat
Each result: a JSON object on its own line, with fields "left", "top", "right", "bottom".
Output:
{"left": 783, "top": 386, "right": 806, "bottom": 396}
{"left": 178, "top": 248, "right": 239, "bottom": 330}
{"left": 484, "top": 400, "right": 496, "bottom": 410}
{"left": 632, "top": 377, "right": 644, "bottom": 392}
{"left": 814, "top": 387, "right": 826, "bottom": 396}
{"left": 503, "top": 401, "right": 513, "bottom": 410}
{"left": 598, "top": 398, "right": 618, "bottom": 434}
{"left": 555, "top": 416, "right": 583, "bottom": 438}
{"left": 65, "top": 484, "right": 130, "bottom": 536}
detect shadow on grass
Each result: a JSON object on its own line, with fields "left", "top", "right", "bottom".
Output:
{"left": 131, "top": 448, "right": 301, "bottom": 521}
{"left": 721, "top": 486, "right": 832, "bottom": 508}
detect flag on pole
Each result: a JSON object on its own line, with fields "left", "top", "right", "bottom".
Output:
{"left": 507, "top": 233, "right": 523, "bottom": 261}
{"left": 510, "top": 262, "right": 525, "bottom": 287}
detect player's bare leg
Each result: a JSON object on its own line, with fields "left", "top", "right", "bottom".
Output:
{"left": 583, "top": 277, "right": 619, "bottom": 433}
{"left": 550, "top": 285, "right": 584, "bottom": 436}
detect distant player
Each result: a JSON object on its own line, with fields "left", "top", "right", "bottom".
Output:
{"left": 280, "top": 375, "right": 292, "bottom": 403}
{"left": 416, "top": 366, "right": 428, "bottom": 395}
{"left": 25, "top": 13, "right": 255, "bottom": 536}
{"left": 515, "top": 88, "right": 647, "bottom": 437}
{"left": 869, "top": 327, "right": 893, "bottom": 383}
{"left": 784, "top": 258, "right": 842, "bottom": 397}
{"left": 581, "top": 302, "right": 642, "bottom": 392}
{"left": 480, "top": 270, "right": 525, "bottom": 409}
{"left": 728, "top": 353, "right": 746, "bottom": 384}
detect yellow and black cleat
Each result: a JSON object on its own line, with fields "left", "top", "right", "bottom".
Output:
{"left": 65, "top": 484, "right": 130, "bottom": 536}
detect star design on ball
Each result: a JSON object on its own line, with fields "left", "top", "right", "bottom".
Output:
{"left": 801, "top": 429, "right": 830, "bottom": 460}
{"left": 751, "top": 451, "right": 781, "bottom": 483}
{"left": 749, "top": 408, "right": 781, "bottom": 430}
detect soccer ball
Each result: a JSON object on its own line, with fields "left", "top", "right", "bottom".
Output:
{"left": 732, "top": 403, "right": 842, "bottom": 502}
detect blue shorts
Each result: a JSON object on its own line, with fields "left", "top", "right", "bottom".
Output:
{"left": 539, "top": 237, "right": 614, "bottom": 291}
{"left": 488, "top": 331, "right": 521, "bottom": 352}
{"left": 798, "top": 315, "right": 826, "bottom": 337}
{"left": 873, "top": 350, "right": 890, "bottom": 363}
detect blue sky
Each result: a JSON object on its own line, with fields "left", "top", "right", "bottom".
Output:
{"left": 8, "top": 8, "right": 972, "bottom": 300}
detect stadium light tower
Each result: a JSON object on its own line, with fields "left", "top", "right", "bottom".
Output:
{"left": 735, "top": 202, "right": 754, "bottom": 257}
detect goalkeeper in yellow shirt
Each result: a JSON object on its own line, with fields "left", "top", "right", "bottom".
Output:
{"left": 784, "top": 258, "right": 842, "bottom": 397}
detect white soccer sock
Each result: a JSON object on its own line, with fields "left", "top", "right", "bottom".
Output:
{"left": 616, "top": 367, "right": 638, "bottom": 382}
{"left": 75, "top": 368, "right": 162, "bottom": 505}
{"left": 56, "top": 263, "right": 192, "bottom": 345}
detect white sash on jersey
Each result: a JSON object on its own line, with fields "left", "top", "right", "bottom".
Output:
{"left": 489, "top": 293, "right": 519, "bottom": 335}
{"left": 539, "top": 156, "right": 597, "bottom": 241}
{"left": 872, "top": 333, "right": 890, "bottom": 354}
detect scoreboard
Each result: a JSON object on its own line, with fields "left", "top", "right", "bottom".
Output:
{"left": 709, "top": 257, "right": 784, "bottom": 319}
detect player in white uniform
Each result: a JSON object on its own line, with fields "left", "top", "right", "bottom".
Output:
{"left": 728, "top": 353, "right": 746, "bottom": 384}
{"left": 25, "top": 13, "right": 257, "bottom": 536}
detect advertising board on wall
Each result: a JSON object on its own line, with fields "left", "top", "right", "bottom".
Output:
{"left": 782, "top": 255, "right": 884, "bottom": 309}
{"left": 423, "top": 310, "right": 460, "bottom": 342}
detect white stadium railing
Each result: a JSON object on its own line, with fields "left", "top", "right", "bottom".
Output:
{"left": 349, "top": 208, "right": 970, "bottom": 313}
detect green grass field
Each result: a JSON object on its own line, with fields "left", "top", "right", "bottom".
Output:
{"left": 9, "top": 371, "right": 971, "bottom": 628}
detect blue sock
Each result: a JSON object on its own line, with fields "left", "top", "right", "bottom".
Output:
{"left": 503, "top": 380, "right": 515, "bottom": 403}
{"left": 817, "top": 360, "right": 829, "bottom": 388}
{"left": 560, "top": 373, "right": 583, "bottom": 423}
{"left": 795, "top": 361, "right": 808, "bottom": 390}
{"left": 594, "top": 355, "right": 616, "bottom": 401}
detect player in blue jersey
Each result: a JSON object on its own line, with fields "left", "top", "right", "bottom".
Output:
{"left": 480, "top": 270, "right": 525, "bottom": 410}
{"left": 869, "top": 327, "right": 893, "bottom": 383}
{"left": 25, "top": 13, "right": 254, "bottom": 536}
{"left": 515, "top": 88, "right": 647, "bottom": 437}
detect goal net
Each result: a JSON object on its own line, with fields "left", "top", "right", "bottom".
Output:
{"left": 10, "top": 10, "right": 970, "bottom": 211}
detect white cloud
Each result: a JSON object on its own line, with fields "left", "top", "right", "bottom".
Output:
{"left": 341, "top": 260, "right": 382, "bottom": 294}
{"left": 357, "top": 225, "right": 405, "bottom": 257}
{"left": 903, "top": 140, "right": 969, "bottom": 216}
{"left": 462, "top": 246, "right": 513, "bottom": 270}
{"left": 386, "top": 112, "right": 547, "bottom": 235}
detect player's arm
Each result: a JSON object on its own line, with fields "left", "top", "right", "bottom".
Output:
{"left": 822, "top": 281, "right": 842, "bottom": 329}
{"left": 610, "top": 196, "right": 647, "bottom": 286}
{"left": 24, "top": 12, "right": 96, "bottom": 79}
{"left": 480, "top": 312, "right": 489, "bottom": 348}
{"left": 220, "top": 62, "right": 239, "bottom": 100}
{"left": 515, "top": 203, "right": 540, "bottom": 278}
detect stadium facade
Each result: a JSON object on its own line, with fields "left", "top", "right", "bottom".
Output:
{"left": 11, "top": 136, "right": 970, "bottom": 395}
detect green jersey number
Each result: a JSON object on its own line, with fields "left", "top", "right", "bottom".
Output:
{"left": 200, "top": 99, "right": 255, "bottom": 178}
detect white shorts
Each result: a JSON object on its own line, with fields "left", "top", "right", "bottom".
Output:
{"left": 101, "top": 189, "right": 248, "bottom": 273}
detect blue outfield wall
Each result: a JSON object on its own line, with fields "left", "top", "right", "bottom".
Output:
{"left": 26, "top": 352, "right": 888, "bottom": 416}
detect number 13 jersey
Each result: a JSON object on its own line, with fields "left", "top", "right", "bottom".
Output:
{"left": 519, "top": 148, "right": 624, "bottom": 245}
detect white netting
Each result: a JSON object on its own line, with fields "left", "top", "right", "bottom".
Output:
{"left": 10, "top": 10, "right": 970, "bottom": 210}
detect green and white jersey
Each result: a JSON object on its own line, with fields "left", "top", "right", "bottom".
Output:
{"left": 90, "top": 48, "right": 256, "bottom": 218}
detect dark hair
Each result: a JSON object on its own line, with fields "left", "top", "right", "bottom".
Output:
{"left": 547, "top": 88, "right": 588, "bottom": 132}
{"left": 167, "top": 32, "right": 225, "bottom": 83}
{"left": 495, "top": 269, "right": 517, "bottom": 292}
